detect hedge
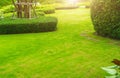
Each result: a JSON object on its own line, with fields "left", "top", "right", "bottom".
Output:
{"left": 0, "top": 16, "right": 58, "bottom": 34}
{"left": 55, "top": 4, "right": 79, "bottom": 10}
{"left": 91, "top": 0, "right": 120, "bottom": 39}
{"left": 56, "top": 6, "right": 79, "bottom": 10}
{"left": 36, "top": 5, "right": 55, "bottom": 14}
{"left": 43, "top": 9, "right": 55, "bottom": 14}
{"left": 36, "top": 8, "right": 55, "bottom": 14}
{"left": 78, "top": 2, "right": 90, "bottom": 8}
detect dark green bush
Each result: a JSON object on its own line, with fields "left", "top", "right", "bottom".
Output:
{"left": 0, "top": 16, "right": 58, "bottom": 34}
{"left": 91, "top": 0, "right": 120, "bottom": 39}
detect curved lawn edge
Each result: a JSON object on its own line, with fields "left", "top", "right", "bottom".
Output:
{"left": 0, "top": 16, "right": 58, "bottom": 34}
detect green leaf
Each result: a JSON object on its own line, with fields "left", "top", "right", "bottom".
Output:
{"left": 105, "top": 65, "right": 118, "bottom": 69}
{"left": 105, "top": 76, "right": 116, "bottom": 78}
{"left": 117, "top": 75, "right": 120, "bottom": 78}
{"left": 102, "top": 67, "right": 117, "bottom": 75}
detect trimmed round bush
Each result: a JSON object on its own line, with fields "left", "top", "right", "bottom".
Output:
{"left": 0, "top": 16, "right": 58, "bottom": 34}
{"left": 91, "top": 0, "right": 120, "bottom": 39}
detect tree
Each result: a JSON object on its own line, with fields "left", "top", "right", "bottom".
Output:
{"left": 12, "top": 0, "right": 37, "bottom": 18}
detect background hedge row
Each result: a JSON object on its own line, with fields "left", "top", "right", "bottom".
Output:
{"left": 36, "top": 5, "right": 55, "bottom": 14}
{"left": 0, "top": 0, "right": 90, "bottom": 7}
{"left": 0, "top": 16, "right": 58, "bottom": 34}
{"left": 91, "top": 0, "right": 120, "bottom": 39}
{"left": 55, "top": 5, "right": 79, "bottom": 10}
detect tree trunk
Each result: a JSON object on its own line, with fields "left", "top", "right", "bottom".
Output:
{"left": 12, "top": 0, "right": 36, "bottom": 18}
{"left": 17, "top": 0, "right": 22, "bottom": 18}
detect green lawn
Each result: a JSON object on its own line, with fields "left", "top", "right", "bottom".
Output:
{"left": 0, "top": 8, "right": 120, "bottom": 78}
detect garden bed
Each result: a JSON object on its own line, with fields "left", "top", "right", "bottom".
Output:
{"left": 0, "top": 16, "right": 58, "bottom": 34}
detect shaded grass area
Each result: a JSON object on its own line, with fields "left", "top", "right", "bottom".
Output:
{"left": 0, "top": 8, "right": 120, "bottom": 78}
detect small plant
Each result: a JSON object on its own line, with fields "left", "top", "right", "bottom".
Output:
{"left": 102, "top": 59, "right": 120, "bottom": 78}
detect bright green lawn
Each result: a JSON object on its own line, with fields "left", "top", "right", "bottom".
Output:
{"left": 0, "top": 8, "right": 120, "bottom": 78}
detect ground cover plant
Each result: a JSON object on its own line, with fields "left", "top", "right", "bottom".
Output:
{"left": 0, "top": 7, "right": 120, "bottom": 78}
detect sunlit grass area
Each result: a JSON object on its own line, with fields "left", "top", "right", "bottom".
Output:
{"left": 0, "top": 8, "right": 120, "bottom": 78}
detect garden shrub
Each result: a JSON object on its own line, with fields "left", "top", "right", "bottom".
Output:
{"left": 0, "top": 0, "right": 11, "bottom": 7}
{"left": 79, "top": 2, "right": 90, "bottom": 8}
{"left": 91, "top": 0, "right": 120, "bottom": 39}
{"left": 0, "top": 5, "right": 14, "bottom": 13}
{"left": 55, "top": 4, "right": 79, "bottom": 10}
{"left": 43, "top": 9, "right": 55, "bottom": 14}
{"left": 36, "top": 5, "right": 55, "bottom": 14}
{"left": 0, "top": 16, "right": 58, "bottom": 34}
{"left": 37, "top": 12, "right": 45, "bottom": 16}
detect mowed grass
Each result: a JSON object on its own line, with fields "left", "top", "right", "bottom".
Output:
{"left": 0, "top": 8, "right": 120, "bottom": 78}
